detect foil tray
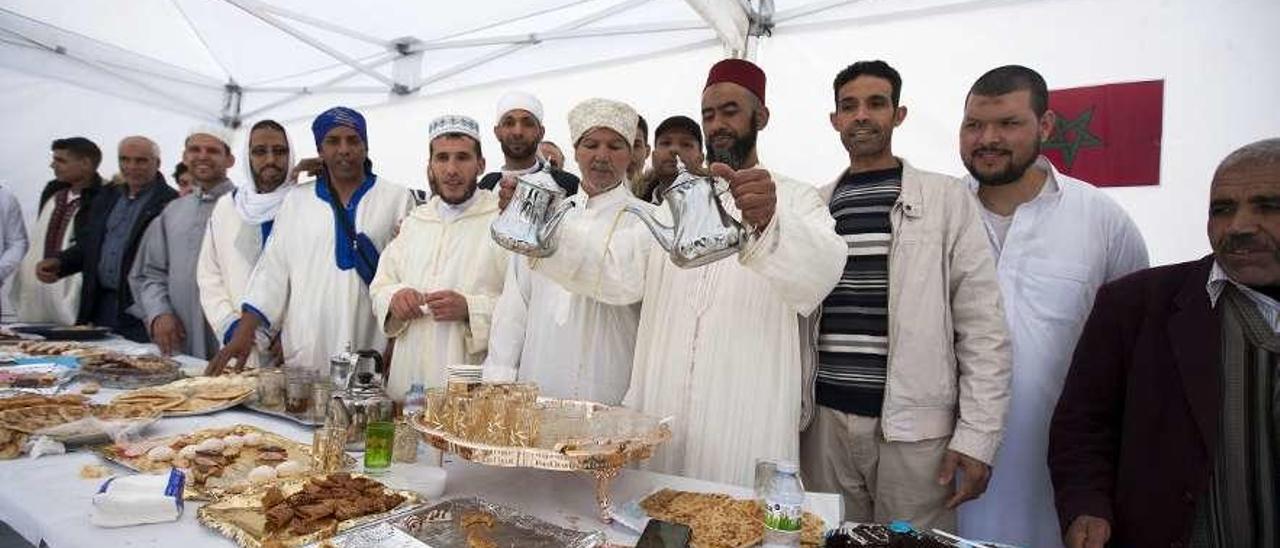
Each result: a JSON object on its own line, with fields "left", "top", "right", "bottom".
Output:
{"left": 95, "top": 423, "right": 353, "bottom": 500}
{"left": 197, "top": 473, "right": 421, "bottom": 548}
{"left": 316, "top": 497, "right": 605, "bottom": 548}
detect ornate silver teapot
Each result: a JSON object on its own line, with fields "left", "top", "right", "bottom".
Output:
{"left": 490, "top": 171, "right": 574, "bottom": 257}
{"left": 624, "top": 164, "right": 751, "bottom": 268}
{"left": 333, "top": 350, "right": 394, "bottom": 450}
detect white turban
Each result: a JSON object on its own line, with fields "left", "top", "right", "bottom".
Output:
{"left": 495, "top": 91, "right": 544, "bottom": 125}
{"left": 568, "top": 98, "right": 638, "bottom": 148}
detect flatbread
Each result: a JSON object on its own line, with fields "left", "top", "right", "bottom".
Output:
{"left": 0, "top": 403, "right": 89, "bottom": 433}
{"left": 112, "top": 391, "right": 187, "bottom": 411}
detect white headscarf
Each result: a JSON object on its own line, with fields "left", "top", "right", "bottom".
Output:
{"left": 233, "top": 122, "right": 295, "bottom": 225}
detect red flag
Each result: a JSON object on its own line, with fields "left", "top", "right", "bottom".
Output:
{"left": 1043, "top": 80, "right": 1163, "bottom": 187}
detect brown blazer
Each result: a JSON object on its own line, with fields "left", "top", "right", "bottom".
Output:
{"left": 1049, "top": 256, "right": 1220, "bottom": 548}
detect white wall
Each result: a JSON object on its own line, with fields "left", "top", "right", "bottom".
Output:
{"left": 756, "top": 0, "right": 1280, "bottom": 265}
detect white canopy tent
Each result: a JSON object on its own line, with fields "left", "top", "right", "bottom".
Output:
{"left": 2, "top": 0, "right": 1278, "bottom": 267}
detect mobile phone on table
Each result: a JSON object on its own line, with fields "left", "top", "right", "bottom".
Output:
{"left": 636, "top": 519, "right": 692, "bottom": 548}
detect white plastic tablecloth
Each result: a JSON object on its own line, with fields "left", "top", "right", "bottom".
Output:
{"left": 0, "top": 342, "right": 842, "bottom": 547}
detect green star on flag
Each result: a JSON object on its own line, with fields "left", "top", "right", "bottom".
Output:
{"left": 1043, "top": 107, "right": 1103, "bottom": 169}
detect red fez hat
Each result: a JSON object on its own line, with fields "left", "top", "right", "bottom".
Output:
{"left": 705, "top": 58, "right": 766, "bottom": 105}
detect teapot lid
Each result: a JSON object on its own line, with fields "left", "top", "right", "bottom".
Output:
{"left": 330, "top": 342, "right": 358, "bottom": 365}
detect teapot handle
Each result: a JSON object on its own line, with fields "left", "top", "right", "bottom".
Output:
{"left": 356, "top": 349, "right": 386, "bottom": 383}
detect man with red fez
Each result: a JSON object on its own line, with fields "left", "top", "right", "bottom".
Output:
{"left": 508, "top": 59, "right": 846, "bottom": 486}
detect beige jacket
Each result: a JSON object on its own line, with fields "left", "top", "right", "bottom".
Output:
{"left": 803, "top": 160, "right": 1011, "bottom": 465}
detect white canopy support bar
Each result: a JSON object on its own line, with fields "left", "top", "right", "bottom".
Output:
{"left": 684, "top": 0, "right": 750, "bottom": 56}
{"left": 418, "top": 0, "right": 655, "bottom": 90}
{"left": 257, "top": 1, "right": 391, "bottom": 48}
{"left": 222, "top": 0, "right": 397, "bottom": 88}
{"left": 408, "top": 20, "right": 710, "bottom": 52}
{"left": 170, "top": 0, "right": 234, "bottom": 81}
{"left": 237, "top": 51, "right": 398, "bottom": 119}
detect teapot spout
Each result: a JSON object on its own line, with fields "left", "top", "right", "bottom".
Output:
{"left": 537, "top": 200, "right": 576, "bottom": 249}
{"left": 624, "top": 202, "right": 675, "bottom": 252}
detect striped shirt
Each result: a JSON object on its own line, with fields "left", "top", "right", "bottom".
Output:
{"left": 816, "top": 165, "right": 902, "bottom": 416}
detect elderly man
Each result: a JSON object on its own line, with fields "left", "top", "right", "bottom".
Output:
{"left": 207, "top": 107, "right": 413, "bottom": 375}
{"left": 477, "top": 91, "right": 579, "bottom": 196}
{"left": 197, "top": 120, "right": 294, "bottom": 368}
{"left": 11, "top": 137, "right": 104, "bottom": 323}
{"left": 956, "top": 65, "right": 1149, "bottom": 547}
{"left": 369, "top": 115, "right": 508, "bottom": 398}
{"left": 130, "top": 128, "right": 237, "bottom": 357}
{"left": 505, "top": 59, "right": 846, "bottom": 486}
{"left": 1049, "top": 138, "right": 1280, "bottom": 548}
{"left": 38, "top": 136, "right": 176, "bottom": 341}
{"left": 538, "top": 141, "right": 565, "bottom": 170}
{"left": 801, "top": 60, "right": 1011, "bottom": 531}
{"left": 635, "top": 115, "right": 704, "bottom": 204}
{"left": 484, "top": 99, "right": 651, "bottom": 405}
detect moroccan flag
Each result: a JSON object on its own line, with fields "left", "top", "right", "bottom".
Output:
{"left": 1043, "top": 80, "right": 1163, "bottom": 187}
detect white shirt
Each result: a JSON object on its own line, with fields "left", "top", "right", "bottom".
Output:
{"left": 242, "top": 177, "right": 412, "bottom": 375}
{"left": 532, "top": 170, "right": 846, "bottom": 486}
{"left": 1206, "top": 261, "right": 1280, "bottom": 334}
{"left": 0, "top": 187, "right": 29, "bottom": 309}
{"left": 370, "top": 190, "right": 508, "bottom": 399}
{"left": 482, "top": 184, "right": 643, "bottom": 405}
{"left": 958, "top": 157, "right": 1150, "bottom": 548}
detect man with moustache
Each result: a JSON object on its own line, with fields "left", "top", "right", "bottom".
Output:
{"left": 635, "top": 115, "right": 704, "bottom": 204}
{"left": 11, "top": 137, "right": 104, "bottom": 324}
{"left": 484, "top": 98, "right": 650, "bottom": 405}
{"left": 955, "top": 65, "right": 1149, "bottom": 547}
{"left": 130, "top": 128, "right": 239, "bottom": 357}
{"left": 478, "top": 91, "right": 579, "bottom": 196}
{"left": 206, "top": 107, "right": 412, "bottom": 375}
{"left": 371, "top": 115, "right": 509, "bottom": 398}
{"left": 801, "top": 60, "right": 1011, "bottom": 530}
{"left": 38, "top": 136, "right": 176, "bottom": 342}
{"left": 197, "top": 120, "right": 294, "bottom": 368}
{"left": 1049, "top": 139, "right": 1280, "bottom": 548}
{"left": 507, "top": 59, "right": 846, "bottom": 486}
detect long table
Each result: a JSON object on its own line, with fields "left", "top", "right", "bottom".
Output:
{"left": 0, "top": 341, "right": 842, "bottom": 546}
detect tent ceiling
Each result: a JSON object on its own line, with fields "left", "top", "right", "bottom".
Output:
{"left": 0, "top": 0, "right": 1012, "bottom": 126}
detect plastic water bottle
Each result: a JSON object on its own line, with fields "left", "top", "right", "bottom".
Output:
{"left": 762, "top": 460, "right": 804, "bottom": 547}
{"left": 403, "top": 383, "right": 425, "bottom": 418}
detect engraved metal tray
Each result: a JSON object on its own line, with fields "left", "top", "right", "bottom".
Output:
{"left": 317, "top": 497, "right": 605, "bottom": 548}
{"left": 242, "top": 400, "right": 323, "bottom": 426}
{"left": 197, "top": 473, "right": 420, "bottom": 548}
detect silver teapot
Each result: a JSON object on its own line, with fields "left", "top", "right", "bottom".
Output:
{"left": 334, "top": 350, "right": 394, "bottom": 451}
{"left": 327, "top": 343, "right": 359, "bottom": 390}
{"left": 624, "top": 164, "right": 752, "bottom": 268}
{"left": 490, "top": 171, "right": 574, "bottom": 257}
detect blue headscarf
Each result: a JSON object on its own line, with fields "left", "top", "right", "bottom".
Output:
{"left": 311, "top": 106, "right": 367, "bottom": 149}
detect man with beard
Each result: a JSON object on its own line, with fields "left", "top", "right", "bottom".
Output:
{"left": 371, "top": 115, "right": 508, "bottom": 398}
{"left": 801, "top": 60, "right": 1011, "bottom": 530}
{"left": 505, "top": 59, "right": 846, "bottom": 486}
{"left": 206, "top": 107, "right": 413, "bottom": 375}
{"left": 38, "top": 136, "right": 177, "bottom": 342}
{"left": 477, "top": 91, "right": 579, "bottom": 196}
{"left": 635, "top": 115, "right": 704, "bottom": 204}
{"left": 955, "top": 66, "right": 1149, "bottom": 547}
{"left": 130, "top": 128, "right": 238, "bottom": 357}
{"left": 484, "top": 98, "right": 650, "bottom": 405}
{"left": 197, "top": 120, "right": 294, "bottom": 368}
{"left": 1050, "top": 138, "right": 1280, "bottom": 548}
{"left": 11, "top": 137, "right": 104, "bottom": 324}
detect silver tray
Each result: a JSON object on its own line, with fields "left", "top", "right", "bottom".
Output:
{"left": 317, "top": 497, "right": 605, "bottom": 548}
{"left": 241, "top": 400, "right": 323, "bottom": 426}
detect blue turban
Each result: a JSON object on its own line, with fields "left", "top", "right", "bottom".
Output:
{"left": 311, "top": 106, "right": 368, "bottom": 150}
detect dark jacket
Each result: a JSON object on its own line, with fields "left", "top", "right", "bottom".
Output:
{"left": 57, "top": 175, "right": 177, "bottom": 330}
{"left": 39, "top": 174, "right": 105, "bottom": 238}
{"left": 477, "top": 168, "right": 579, "bottom": 196}
{"left": 1049, "top": 256, "right": 1220, "bottom": 548}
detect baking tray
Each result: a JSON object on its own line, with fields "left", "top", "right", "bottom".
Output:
{"left": 319, "top": 497, "right": 605, "bottom": 548}
{"left": 197, "top": 473, "right": 420, "bottom": 548}
{"left": 95, "top": 423, "right": 352, "bottom": 500}
{"left": 10, "top": 324, "right": 111, "bottom": 341}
